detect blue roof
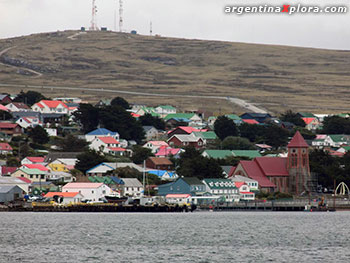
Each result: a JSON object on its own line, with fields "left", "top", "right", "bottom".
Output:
{"left": 110, "top": 176, "right": 125, "bottom": 185}
{"left": 148, "top": 170, "right": 176, "bottom": 178}
{"left": 86, "top": 162, "right": 115, "bottom": 174}
{"left": 87, "top": 128, "right": 119, "bottom": 136}
{"left": 168, "top": 118, "right": 190, "bottom": 122}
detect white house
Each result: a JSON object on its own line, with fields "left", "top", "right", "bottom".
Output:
{"left": 44, "top": 192, "right": 83, "bottom": 204}
{"left": 165, "top": 194, "right": 191, "bottom": 205}
{"left": 323, "top": 135, "right": 350, "bottom": 148}
{"left": 31, "top": 100, "right": 69, "bottom": 114}
{"left": 143, "top": 141, "right": 169, "bottom": 154}
{"left": 230, "top": 175, "right": 259, "bottom": 192}
{"left": 21, "top": 157, "right": 45, "bottom": 165}
{"left": 6, "top": 102, "right": 30, "bottom": 112}
{"left": 120, "top": 178, "right": 144, "bottom": 197}
{"left": 62, "top": 182, "right": 112, "bottom": 202}
{"left": 234, "top": 182, "right": 255, "bottom": 201}
{"left": 90, "top": 136, "right": 121, "bottom": 153}
{"left": 155, "top": 105, "right": 176, "bottom": 118}
{"left": 202, "top": 179, "right": 240, "bottom": 203}
{"left": 143, "top": 126, "right": 159, "bottom": 141}
{"left": 85, "top": 128, "right": 120, "bottom": 142}
{"left": 16, "top": 117, "right": 42, "bottom": 129}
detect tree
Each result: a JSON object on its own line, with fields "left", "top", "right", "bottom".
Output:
{"left": 280, "top": 110, "right": 305, "bottom": 127}
{"left": 99, "top": 105, "right": 145, "bottom": 143}
{"left": 261, "top": 124, "right": 290, "bottom": 148}
{"left": 239, "top": 123, "right": 266, "bottom": 142}
{"left": 131, "top": 145, "right": 154, "bottom": 164}
{"left": 221, "top": 136, "right": 255, "bottom": 150}
{"left": 14, "top": 90, "right": 47, "bottom": 106}
{"left": 0, "top": 110, "right": 13, "bottom": 121}
{"left": 58, "top": 135, "right": 88, "bottom": 152}
{"left": 176, "top": 147, "right": 223, "bottom": 179}
{"left": 6, "top": 157, "right": 20, "bottom": 167}
{"left": 214, "top": 116, "right": 238, "bottom": 141}
{"left": 28, "top": 126, "right": 49, "bottom": 144}
{"left": 139, "top": 113, "right": 166, "bottom": 130}
{"left": 75, "top": 150, "right": 106, "bottom": 174}
{"left": 73, "top": 103, "right": 99, "bottom": 133}
{"left": 322, "top": 116, "right": 350, "bottom": 134}
{"left": 110, "top": 97, "right": 130, "bottom": 109}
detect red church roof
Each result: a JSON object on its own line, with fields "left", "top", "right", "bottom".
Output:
{"left": 255, "top": 157, "right": 289, "bottom": 177}
{"left": 240, "top": 160, "right": 276, "bottom": 188}
{"left": 288, "top": 131, "right": 309, "bottom": 148}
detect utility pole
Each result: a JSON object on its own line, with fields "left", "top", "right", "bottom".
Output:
{"left": 150, "top": 21, "right": 153, "bottom": 36}
{"left": 119, "top": 0, "right": 123, "bottom": 32}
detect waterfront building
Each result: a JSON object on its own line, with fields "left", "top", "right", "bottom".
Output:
{"left": 62, "top": 182, "right": 111, "bottom": 202}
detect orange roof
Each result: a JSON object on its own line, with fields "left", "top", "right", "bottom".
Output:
{"left": 302, "top": 117, "right": 316, "bottom": 125}
{"left": 288, "top": 131, "right": 309, "bottom": 148}
{"left": 235, "top": 182, "right": 246, "bottom": 188}
{"left": 108, "top": 147, "right": 126, "bottom": 151}
{"left": 242, "top": 119, "right": 259, "bottom": 124}
{"left": 38, "top": 100, "right": 68, "bottom": 109}
{"left": 99, "top": 136, "right": 119, "bottom": 144}
{"left": 44, "top": 192, "right": 81, "bottom": 198}
{"left": 26, "top": 157, "right": 45, "bottom": 163}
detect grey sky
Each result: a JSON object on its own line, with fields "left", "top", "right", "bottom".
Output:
{"left": 1, "top": 0, "right": 350, "bottom": 50}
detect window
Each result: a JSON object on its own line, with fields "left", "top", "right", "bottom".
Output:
{"left": 92, "top": 190, "right": 94, "bottom": 194}
{"left": 41, "top": 175, "right": 45, "bottom": 179}
{"left": 30, "top": 175, "right": 33, "bottom": 179}
{"left": 102, "top": 190, "right": 106, "bottom": 194}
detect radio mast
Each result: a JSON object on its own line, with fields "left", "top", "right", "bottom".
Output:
{"left": 90, "top": 0, "right": 98, "bottom": 31}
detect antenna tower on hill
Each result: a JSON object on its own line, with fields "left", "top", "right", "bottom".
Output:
{"left": 90, "top": 0, "right": 99, "bottom": 30}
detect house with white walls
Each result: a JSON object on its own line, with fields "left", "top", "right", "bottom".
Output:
{"left": 32, "top": 100, "right": 69, "bottom": 114}
{"left": 85, "top": 128, "right": 120, "bottom": 142}
{"left": 62, "top": 182, "right": 111, "bottom": 202}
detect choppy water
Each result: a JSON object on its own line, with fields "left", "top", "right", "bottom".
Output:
{"left": 1, "top": 211, "right": 350, "bottom": 262}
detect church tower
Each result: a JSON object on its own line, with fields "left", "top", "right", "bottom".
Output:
{"left": 287, "top": 131, "right": 310, "bottom": 195}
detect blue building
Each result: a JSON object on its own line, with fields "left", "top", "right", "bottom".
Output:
{"left": 157, "top": 177, "right": 205, "bottom": 196}
{"left": 240, "top": 113, "right": 272, "bottom": 124}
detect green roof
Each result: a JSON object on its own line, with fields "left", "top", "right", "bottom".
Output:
{"left": 342, "top": 146, "right": 350, "bottom": 152}
{"left": 225, "top": 114, "right": 241, "bottom": 121}
{"left": 157, "top": 105, "right": 176, "bottom": 110}
{"left": 338, "top": 113, "right": 349, "bottom": 118}
{"left": 181, "top": 177, "right": 204, "bottom": 186}
{"left": 19, "top": 168, "right": 46, "bottom": 175}
{"left": 203, "top": 179, "right": 237, "bottom": 190}
{"left": 231, "top": 150, "right": 262, "bottom": 159}
{"left": 193, "top": 131, "right": 218, "bottom": 140}
{"left": 298, "top": 112, "right": 315, "bottom": 118}
{"left": 203, "top": 150, "right": 233, "bottom": 159}
{"left": 88, "top": 176, "right": 114, "bottom": 185}
{"left": 164, "top": 113, "right": 195, "bottom": 120}
{"left": 329, "top": 135, "right": 350, "bottom": 143}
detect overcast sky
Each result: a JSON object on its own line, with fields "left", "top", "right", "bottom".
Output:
{"left": 1, "top": 0, "right": 350, "bottom": 50}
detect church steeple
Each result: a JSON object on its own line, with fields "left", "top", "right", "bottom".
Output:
{"left": 287, "top": 131, "right": 310, "bottom": 195}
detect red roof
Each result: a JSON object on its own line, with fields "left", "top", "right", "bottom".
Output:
{"left": 255, "top": 157, "right": 289, "bottom": 177}
{"left": 167, "top": 126, "right": 207, "bottom": 135}
{"left": 12, "top": 102, "right": 30, "bottom": 109}
{"left": 0, "top": 143, "right": 12, "bottom": 151}
{"left": 235, "top": 182, "right": 245, "bottom": 188}
{"left": 288, "top": 131, "right": 309, "bottom": 148}
{"left": 26, "top": 157, "right": 45, "bottom": 163}
{"left": 1, "top": 166, "right": 17, "bottom": 175}
{"left": 242, "top": 119, "right": 259, "bottom": 125}
{"left": 0, "top": 123, "right": 18, "bottom": 129}
{"left": 17, "top": 177, "right": 32, "bottom": 184}
{"left": 44, "top": 192, "right": 81, "bottom": 198}
{"left": 131, "top": 113, "right": 140, "bottom": 118}
{"left": 108, "top": 147, "right": 126, "bottom": 152}
{"left": 40, "top": 100, "right": 68, "bottom": 109}
{"left": 0, "top": 104, "right": 8, "bottom": 112}
{"left": 302, "top": 117, "right": 316, "bottom": 125}
{"left": 228, "top": 166, "right": 236, "bottom": 177}
{"left": 63, "top": 183, "right": 104, "bottom": 189}
{"left": 240, "top": 160, "right": 276, "bottom": 188}
{"left": 23, "top": 164, "right": 49, "bottom": 171}
{"left": 240, "top": 192, "right": 254, "bottom": 195}
{"left": 155, "top": 147, "right": 181, "bottom": 157}
{"left": 98, "top": 136, "right": 119, "bottom": 144}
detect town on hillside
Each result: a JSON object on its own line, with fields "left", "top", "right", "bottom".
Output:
{"left": 0, "top": 90, "right": 350, "bottom": 210}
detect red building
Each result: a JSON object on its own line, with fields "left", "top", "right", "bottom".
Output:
{"left": 0, "top": 123, "right": 22, "bottom": 136}
{"left": 145, "top": 157, "right": 174, "bottom": 170}
{"left": 168, "top": 134, "right": 204, "bottom": 149}
{"left": 233, "top": 131, "right": 310, "bottom": 195}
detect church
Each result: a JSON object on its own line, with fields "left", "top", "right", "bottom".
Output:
{"left": 233, "top": 131, "right": 311, "bottom": 195}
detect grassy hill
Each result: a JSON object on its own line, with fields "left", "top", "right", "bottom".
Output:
{"left": 1, "top": 30, "right": 350, "bottom": 114}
